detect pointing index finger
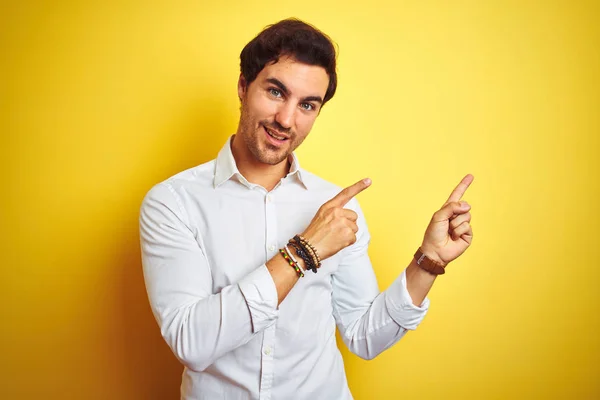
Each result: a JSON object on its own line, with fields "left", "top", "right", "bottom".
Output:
{"left": 445, "top": 174, "right": 474, "bottom": 204}
{"left": 328, "top": 178, "right": 372, "bottom": 208}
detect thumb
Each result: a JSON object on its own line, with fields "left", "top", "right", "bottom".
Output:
{"left": 434, "top": 201, "right": 470, "bottom": 221}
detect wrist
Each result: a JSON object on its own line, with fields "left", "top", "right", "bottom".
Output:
{"left": 290, "top": 235, "right": 321, "bottom": 273}
{"left": 414, "top": 247, "right": 446, "bottom": 276}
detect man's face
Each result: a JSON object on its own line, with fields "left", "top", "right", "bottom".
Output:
{"left": 237, "top": 55, "right": 329, "bottom": 166}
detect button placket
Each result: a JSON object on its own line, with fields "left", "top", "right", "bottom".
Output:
{"left": 259, "top": 325, "right": 276, "bottom": 399}
{"left": 264, "top": 192, "right": 278, "bottom": 260}
{"left": 260, "top": 192, "right": 278, "bottom": 400}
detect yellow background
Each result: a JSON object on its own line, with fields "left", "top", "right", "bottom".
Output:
{"left": 2, "top": 1, "right": 599, "bottom": 398}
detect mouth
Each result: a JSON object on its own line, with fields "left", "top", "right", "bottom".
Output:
{"left": 263, "top": 125, "right": 290, "bottom": 143}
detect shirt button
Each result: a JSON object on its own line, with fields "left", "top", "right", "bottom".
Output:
{"left": 264, "top": 347, "right": 272, "bottom": 356}
{"left": 268, "top": 245, "right": 275, "bottom": 252}
{"left": 266, "top": 195, "right": 273, "bottom": 202}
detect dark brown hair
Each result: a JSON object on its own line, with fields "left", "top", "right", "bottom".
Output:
{"left": 240, "top": 18, "right": 338, "bottom": 105}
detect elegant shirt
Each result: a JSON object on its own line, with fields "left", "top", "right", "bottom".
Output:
{"left": 140, "top": 137, "right": 430, "bottom": 400}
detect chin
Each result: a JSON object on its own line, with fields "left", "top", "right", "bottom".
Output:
{"left": 254, "top": 144, "right": 289, "bottom": 165}
{"left": 257, "top": 151, "right": 288, "bottom": 166}
{"left": 256, "top": 137, "right": 290, "bottom": 162}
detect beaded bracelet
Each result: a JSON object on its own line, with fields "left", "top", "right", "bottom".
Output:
{"left": 296, "top": 235, "right": 321, "bottom": 266}
{"left": 279, "top": 248, "right": 304, "bottom": 278}
{"left": 285, "top": 244, "right": 305, "bottom": 274}
{"left": 288, "top": 241, "right": 317, "bottom": 273}
{"left": 294, "top": 235, "right": 322, "bottom": 269}
{"left": 290, "top": 239, "right": 318, "bottom": 273}
{"left": 302, "top": 242, "right": 320, "bottom": 270}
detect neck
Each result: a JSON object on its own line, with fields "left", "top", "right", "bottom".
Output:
{"left": 230, "top": 135, "right": 290, "bottom": 192}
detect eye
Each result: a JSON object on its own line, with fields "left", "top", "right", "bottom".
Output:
{"left": 300, "top": 103, "right": 315, "bottom": 111}
{"left": 268, "top": 88, "right": 282, "bottom": 98}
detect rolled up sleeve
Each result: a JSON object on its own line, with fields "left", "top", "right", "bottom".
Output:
{"left": 238, "top": 264, "right": 279, "bottom": 332}
{"left": 385, "top": 270, "right": 430, "bottom": 331}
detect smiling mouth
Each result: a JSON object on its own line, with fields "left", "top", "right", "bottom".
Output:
{"left": 264, "top": 126, "right": 289, "bottom": 141}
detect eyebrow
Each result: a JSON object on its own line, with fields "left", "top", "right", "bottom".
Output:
{"left": 266, "top": 78, "right": 324, "bottom": 104}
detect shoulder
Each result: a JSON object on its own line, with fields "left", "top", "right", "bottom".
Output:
{"left": 141, "top": 159, "right": 216, "bottom": 211}
{"left": 162, "top": 159, "right": 216, "bottom": 192}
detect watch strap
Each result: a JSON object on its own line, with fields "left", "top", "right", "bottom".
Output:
{"left": 414, "top": 248, "right": 446, "bottom": 275}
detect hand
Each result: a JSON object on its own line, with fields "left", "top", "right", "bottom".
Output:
{"left": 301, "top": 178, "right": 372, "bottom": 260}
{"left": 421, "top": 174, "right": 474, "bottom": 266}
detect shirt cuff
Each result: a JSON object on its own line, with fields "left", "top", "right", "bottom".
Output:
{"left": 385, "top": 269, "right": 430, "bottom": 330}
{"left": 238, "top": 264, "right": 279, "bottom": 333}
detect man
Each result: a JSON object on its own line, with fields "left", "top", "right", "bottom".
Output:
{"left": 140, "top": 18, "right": 474, "bottom": 399}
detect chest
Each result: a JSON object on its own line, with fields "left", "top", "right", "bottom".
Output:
{"left": 185, "top": 186, "right": 342, "bottom": 293}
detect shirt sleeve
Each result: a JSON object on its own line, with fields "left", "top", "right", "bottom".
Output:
{"left": 330, "top": 198, "right": 429, "bottom": 360}
{"left": 140, "top": 182, "right": 278, "bottom": 372}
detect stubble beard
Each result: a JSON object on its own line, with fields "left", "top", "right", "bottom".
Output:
{"left": 239, "top": 104, "right": 302, "bottom": 166}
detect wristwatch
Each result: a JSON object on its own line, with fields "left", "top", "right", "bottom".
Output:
{"left": 414, "top": 248, "right": 446, "bottom": 275}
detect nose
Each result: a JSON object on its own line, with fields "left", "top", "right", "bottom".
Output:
{"left": 274, "top": 101, "right": 295, "bottom": 130}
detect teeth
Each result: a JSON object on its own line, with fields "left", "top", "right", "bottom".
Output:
{"left": 266, "top": 128, "right": 286, "bottom": 140}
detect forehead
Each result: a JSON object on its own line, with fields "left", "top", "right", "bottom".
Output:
{"left": 256, "top": 56, "right": 329, "bottom": 98}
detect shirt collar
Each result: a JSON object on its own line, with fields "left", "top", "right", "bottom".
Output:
{"left": 213, "top": 136, "right": 309, "bottom": 190}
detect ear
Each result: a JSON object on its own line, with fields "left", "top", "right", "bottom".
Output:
{"left": 237, "top": 74, "right": 247, "bottom": 101}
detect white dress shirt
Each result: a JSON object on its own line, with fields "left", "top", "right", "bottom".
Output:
{"left": 140, "top": 137, "right": 430, "bottom": 400}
